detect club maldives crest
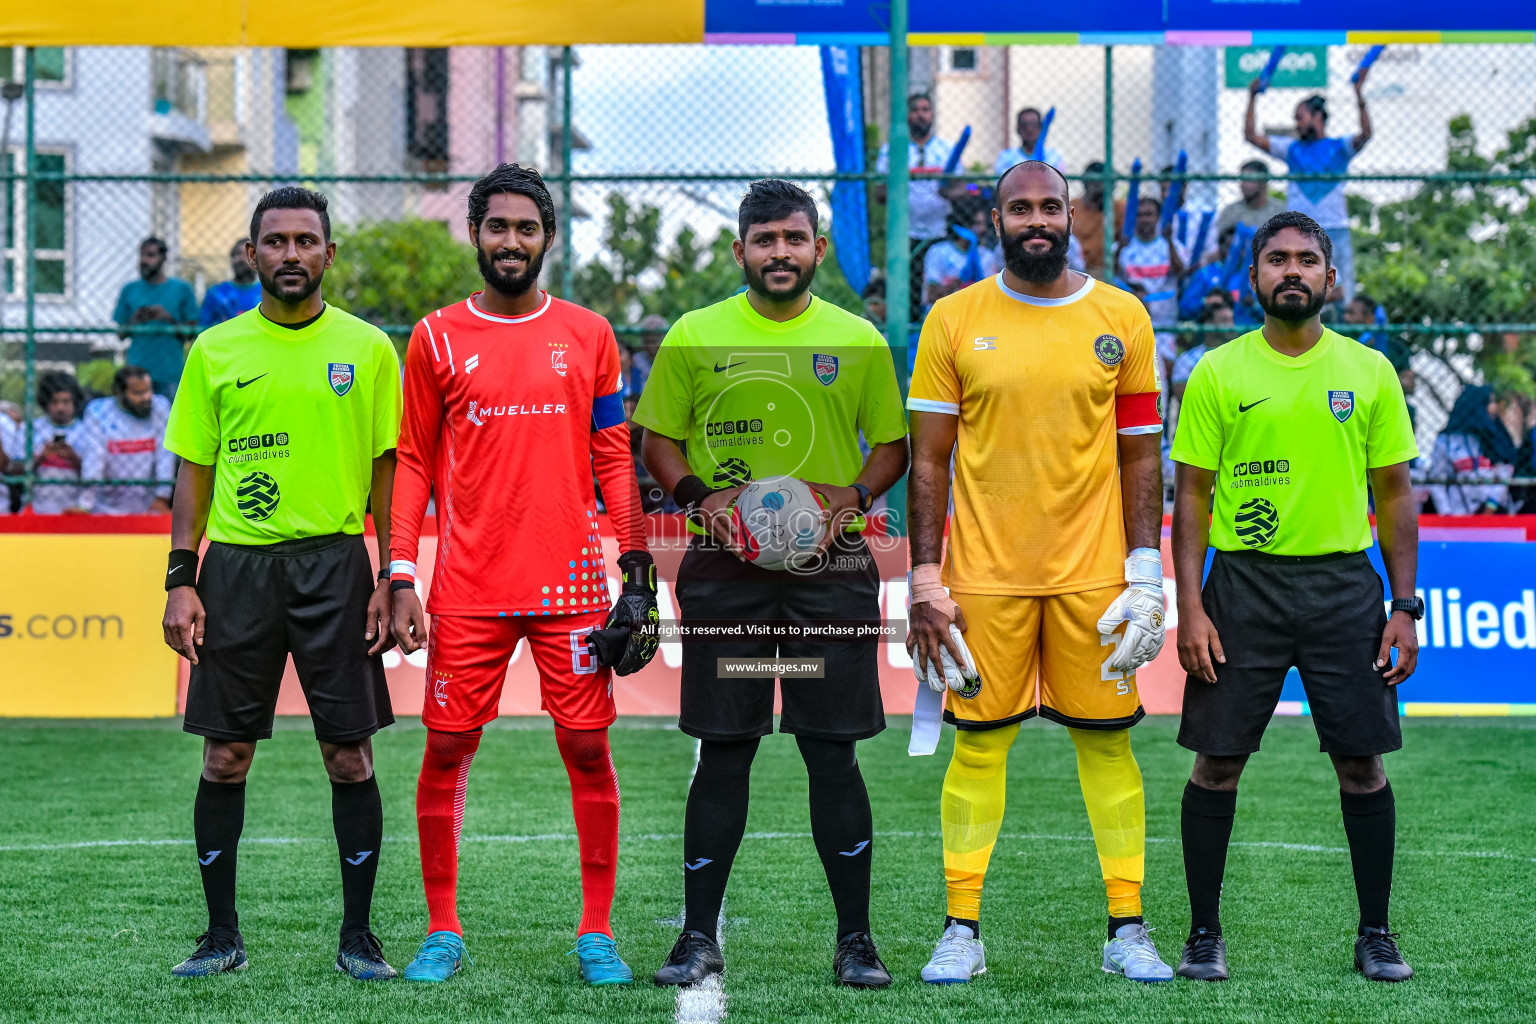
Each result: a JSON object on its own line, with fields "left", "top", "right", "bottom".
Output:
{"left": 1329, "top": 390, "right": 1355, "bottom": 423}
{"left": 328, "top": 362, "right": 354, "bottom": 396}
{"left": 813, "top": 353, "right": 839, "bottom": 386}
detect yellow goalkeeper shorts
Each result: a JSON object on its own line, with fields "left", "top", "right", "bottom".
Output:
{"left": 943, "top": 587, "right": 1146, "bottom": 731}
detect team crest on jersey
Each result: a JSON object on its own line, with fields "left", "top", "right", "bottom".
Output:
{"left": 1329, "top": 390, "right": 1355, "bottom": 423}
{"left": 813, "top": 353, "right": 839, "bottom": 386}
{"left": 1093, "top": 334, "right": 1125, "bottom": 366}
{"left": 550, "top": 342, "right": 568, "bottom": 377}
{"left": 957, "top": 675, "right": 983, "bottom": 700}
{"left": 328, "top": 362, "right": 354, "bottom": 396}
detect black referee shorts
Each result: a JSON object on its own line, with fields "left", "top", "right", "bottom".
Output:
{"left": 674, "top": 531, "right": 885, "bottom": 743}
{"left": 183, "top": 533, "right": 393, "bottom": 745}
{"left": 1178, "top": 549, "right": 1400, "bottom": 758}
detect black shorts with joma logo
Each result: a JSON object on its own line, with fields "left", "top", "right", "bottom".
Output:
{"left": 183, "top": 532, "right": 393, "bottom": 744}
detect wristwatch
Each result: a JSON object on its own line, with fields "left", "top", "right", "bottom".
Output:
{"left": 1390, "top": 597, "right": 1425, "bottom": 620}
{"left": 851, "top": 482, "right": 874, "bottom": 514}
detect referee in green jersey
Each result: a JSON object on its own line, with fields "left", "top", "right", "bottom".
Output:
{"left": 160, "top": 188, "right": 402, "bottom": 980}
{"left": 635, "top": 180, "right": 909, "bottom": 988}
{"left": 1169, "top": 211, "right": 1420, "bottom": 984}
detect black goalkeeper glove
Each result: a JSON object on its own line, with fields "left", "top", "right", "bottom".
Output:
{"left": 591, "top": 550, "right": 659, "bottom": 676}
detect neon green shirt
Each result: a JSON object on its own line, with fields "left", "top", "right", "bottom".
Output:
{"left": 1170, "top": 328, "right": 1417, "bottom": 555}
{"left": 165, "top": 305, "right": 402, "bottom": 545}
{"left": 632, "top": 292, "right": 907, "bottom": 491}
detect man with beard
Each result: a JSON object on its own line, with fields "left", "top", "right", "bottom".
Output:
{"left": 635, "top": 178, "right": 908, "bottom": 988}
{"left": 1170, "top": 211, "right": 1419, "bottom": 983}
{"left": 199, "top": 238, "right": 263, "bottom": 328}
{"left": 906, "top": 160, "right": 1172, "bottom": 984}
{"left": 161, "top": 187, "right": 402, "bottom": 979}
{"left": 1244, "top": 71, "right": 1373, "bottom": 304}
{"left": 387, "top": 163, "right": 655, "bottom": 986}
{"left": 114, "top": 236, "right": 199, "bottom": 397}
{"left": 77, "top": 365, "right": 177, "bottom": 514}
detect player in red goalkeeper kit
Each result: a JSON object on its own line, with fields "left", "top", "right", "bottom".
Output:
{"left": 388, "top": 164, "right": 657, "bottom": 986}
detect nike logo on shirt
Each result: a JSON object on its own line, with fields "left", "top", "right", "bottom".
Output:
{"left": 713, "top": 361, "right": 746, "bottom": 373}
{"left": 684, "top": 857, "right": 714, "bottom": 871}
{"left": 236, "top": 374, "right": 268, "bottom": 388}
{"left": 345, "top": 851, "right": 374, "bottom": 866}
{"left": 1238, "top": 398, "right": 1271, "bottom": 413}
{"left": 198, "top": 850, "right": 221, "bottom": 866}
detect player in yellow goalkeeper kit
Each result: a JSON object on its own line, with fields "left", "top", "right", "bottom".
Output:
{"left": 905, "top": 161, "right": 1173, "bottom": 984}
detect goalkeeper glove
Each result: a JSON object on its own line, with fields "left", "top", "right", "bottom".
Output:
{"left": 914, "top": 622, "right": 980, "bottom": 694}
{"left": 1095, "top": 547, "right": 1166, "bottom": 673}
{"left": 593, "top": 550, "right": 659, "bottom": 676}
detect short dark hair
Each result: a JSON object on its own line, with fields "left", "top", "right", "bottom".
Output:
{"left": 140, "top": 236, "right": 167, "bottom": 256}
{"left": 995, "top": 159, "right": 1069, "bottom": 203}
{"left": 1251, "top": 210, "right": 1332, "bottom": 266}
{"left": 250, "top": 187, "right": 331, "bottom": 242}
{"left": 907, "top": 91, "right": 932, "bottom": 108}
{"left": 467, "top": 162, "right": 557, "bottom": 235}
{"left": 738, "top": 179, "right": 819, "bottom": 240}
{"left": 1351, "top": 293, "right": 1377, "bottom": 311}
{"left": 112, "top": 365, "right": 151, "bottom": 396}
{"left": 37, "top": 370, "right": 84, "bottom": 412}
{"left": 861, "top": 276, "right": 885, "bottom": 300}
{"left": 1017, "top": 106, "right": 1042, "bottom": 122}
{"left": 1240, "top": 158, "right": 1269, "bottom": 174}
{"left": 1083, "top": 160, "right": 1105, "bottom": 175}
{"left": 1299, "top": 94, "right": 1328, "bottom": 120}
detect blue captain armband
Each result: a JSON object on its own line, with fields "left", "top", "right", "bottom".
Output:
{"left": 592, "top": 390, "right": 625, "bottom": 431}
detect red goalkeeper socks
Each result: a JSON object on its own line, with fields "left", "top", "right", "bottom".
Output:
{"left": 417, "top": 729, "right": 482, "bottom": 935}
{"left": 554, "top": 725, "right": 621, "bottom": 937}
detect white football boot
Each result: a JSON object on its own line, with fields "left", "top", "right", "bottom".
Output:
{"left": 1102, "top": 922, "right": 1175, "bottom": 983}
{"left": 920, "top": 923, "right": 987, "bottom": 984}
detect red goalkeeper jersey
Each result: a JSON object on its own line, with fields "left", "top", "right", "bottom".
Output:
{"left": 390, "top": 292, "right": 646, "bottom": 617}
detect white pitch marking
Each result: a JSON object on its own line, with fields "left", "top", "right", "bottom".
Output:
{"left": 672, "top": 738, "right": 727, "bottom": 1024}
{"left": 3, "top": 831, "right": 1532, "bottom": 866}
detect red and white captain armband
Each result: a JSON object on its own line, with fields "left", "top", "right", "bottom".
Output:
{"left": 389, "top": 560, "right": 417, "bottom": 593}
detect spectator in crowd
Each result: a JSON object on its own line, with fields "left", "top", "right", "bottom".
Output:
{"left": 1159, "top": 164, "right": 1218, "bottom": 268}
{"left": 923, "top": 202, "right": 1003, "bottom": 308}
{"left": 877, "top": 93, "right": 954, "bottom": 320}
{"left": 1426, "top": 384, "right": 1521, "bottom": 514}
{"left": 1244, "top": 70, "right": 1373, "bottom": 304}
{"left": 1071, "top": 161, "right": 1124, "bottom": 279}
{"left": 0, "top": 400, "right": 20, "bottom": 515}
{"left": 1117, "top": 196, "right": 1183, "bottom": 329}
{"left": 113, "top": 236, "right": 199, "bottom": 398}
{"left": 861, "top": 276, "right": 887, "bottom": 328}
{"left": 28, "top": 371, "right": 89, "bottom": 515}
{"left": 77, "top": 365, "right": 175, "bottom": 515}
{"left": 1171, "top": 296, "right": 1237, "bottom": 404}
{"left": 198, "top": 237, "right": 262, "bottom": 328}
{"left": 1387, "top": 344, "right": 1418, "bottom": 430}
{"left": 993, "top": 106, "right": 1067, "bottom": 177}
{"left": 627, "top": 313, "right": 668, "bottom": 398}
{"left": 1216, "top": 159, "right": 1288, "bottom": 239}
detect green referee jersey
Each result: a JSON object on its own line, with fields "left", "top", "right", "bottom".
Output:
{"left": 1170, "top": 327, "right": 1417, "bottom": 556}
{"left": 631, "top": 291, "right": 908, "bottom": 495}
{"left": 165, "top": 305, "right": 402, "bottom": 545}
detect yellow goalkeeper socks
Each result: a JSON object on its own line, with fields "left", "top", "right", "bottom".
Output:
{"left": 1068, "top": 727, "right": 1146, "bottom": 921}
{"left": 941, "top": 724, "right": 1018, "bottom": 924}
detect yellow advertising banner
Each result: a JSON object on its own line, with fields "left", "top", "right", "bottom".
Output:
{"left": 0, "top": 533, "right": 179, "bottom": 717}
{"left": 0, "top": 0, "right": 705, "bottom": 46}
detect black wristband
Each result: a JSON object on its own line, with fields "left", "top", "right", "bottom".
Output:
{"left": 378, "top": 567, "right": 390, "bottom": 582}
{"left": 166, "top": 548, "right": 198, "bottom": 591}
{"left": 390, "top": 579, "right": 417, "bottom": 593}
{"left": 617, "top": 549, "right": 657, "bottom": 594}
{"left": 672, "top": 474, "right": 715, "bottom": 513}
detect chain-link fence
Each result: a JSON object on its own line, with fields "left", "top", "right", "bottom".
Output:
{"left": 2, "top": 42, "right": 1534, "bottom": 516}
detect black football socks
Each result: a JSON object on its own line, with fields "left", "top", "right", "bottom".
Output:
{"left": 681, "top": 738, "right": 759, "bottom": 940}
{"left": 193, "top": 777, "right": 246, "bottom": 935}
{"left": 1340, "top": 782, "right": 1396, "bottom": 932}
{"left": 331, "top": 775, "right": 384, "bottom": 937}
{"left": 797, "top": 736, "right": 873, "bottom": 940}
{"left": 1182, "top": 781, "right": 1238, "bottom": 936}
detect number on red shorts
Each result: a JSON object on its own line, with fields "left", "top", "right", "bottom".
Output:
{"left": 569, "top": 628, "right": 600, "bottom": 675}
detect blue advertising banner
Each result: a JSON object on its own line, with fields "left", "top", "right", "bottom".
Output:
{"left": 819, "top": 44, "right": 872, "bottom": 296}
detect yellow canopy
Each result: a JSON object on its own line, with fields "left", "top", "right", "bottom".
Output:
{"left": 0, "top": 0, "right": 705, "bottom": 46}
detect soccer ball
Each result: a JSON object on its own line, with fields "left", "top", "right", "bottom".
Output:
{"left": 732, "top": 475, "right": 829, "bottom": 571}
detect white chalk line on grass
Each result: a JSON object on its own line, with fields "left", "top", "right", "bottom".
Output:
{"left": 673, "top": 736, "right": 727, "bottom": 1024}
{"left": 2, "top": 830, "right": 1532, "bottom": 866}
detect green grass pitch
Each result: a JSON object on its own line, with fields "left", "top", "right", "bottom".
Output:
{"left": 1, "top": 715, "right": 1533, "bottom": 1023}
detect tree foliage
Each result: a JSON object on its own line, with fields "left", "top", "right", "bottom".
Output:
{"left": 328, "top": 218, "right": 484, "bottom": 350}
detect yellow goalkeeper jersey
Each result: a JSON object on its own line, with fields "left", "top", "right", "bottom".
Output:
{"left": 908, "top": 273, "right": 1162, "bottom": 596}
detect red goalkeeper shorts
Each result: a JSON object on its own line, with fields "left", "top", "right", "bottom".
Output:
{"left": 422, "top": 611, "right": 615, "bottom": 732}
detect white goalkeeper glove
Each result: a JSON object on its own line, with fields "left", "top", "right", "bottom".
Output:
{"left": 914, "top": 622, "right": 980, "bottom": 694}
{"left": 1095, "top": 547, "right": 1166, "bottom": 673}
